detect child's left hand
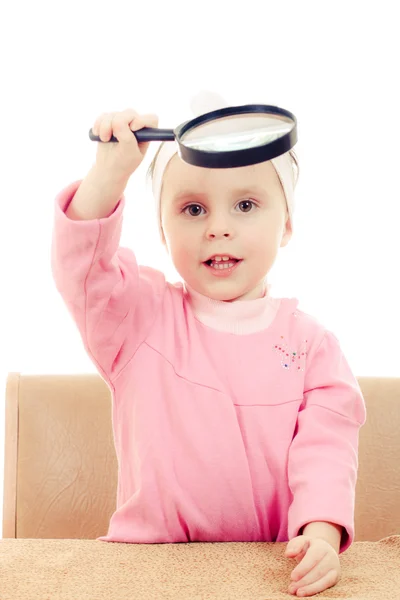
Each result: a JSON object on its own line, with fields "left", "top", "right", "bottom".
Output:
{"left": 284, "top": 535, "right": 341, "bottom": 597}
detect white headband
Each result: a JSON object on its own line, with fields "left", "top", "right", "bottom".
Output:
{"left": 151, "top": 92, "right": 298, "bottom": 242}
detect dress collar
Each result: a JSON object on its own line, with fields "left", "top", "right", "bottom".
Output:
{"left": 183, "top": 281, "right": 281, "bottom": 335}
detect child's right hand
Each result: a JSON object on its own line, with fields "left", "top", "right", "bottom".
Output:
{"left": 91, "top": 109, "right": 159, "bottom": 181}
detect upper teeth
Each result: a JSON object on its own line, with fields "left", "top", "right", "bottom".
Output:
{"left": 213, "top": 256, "right": 232, "bottom": 261}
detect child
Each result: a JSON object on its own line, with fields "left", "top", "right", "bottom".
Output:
{"left": 51, "top": 97, "right": 366, "bottom": 597}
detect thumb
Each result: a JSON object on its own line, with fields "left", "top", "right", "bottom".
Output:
{"left": 285, "top": 537, "right": 306, "bottom": 556}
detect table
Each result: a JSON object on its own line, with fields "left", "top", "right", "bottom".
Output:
{"left": 0, "top": 535, "right": 399, "bottom": 598}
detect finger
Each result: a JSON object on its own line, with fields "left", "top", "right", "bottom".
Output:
{"left": 130, "top": 113, "right": 159, "bottom": 155}
{"left": 93, "top": 110, "right": 135, "bottom": 135}
{"left": 98, "top": 113, "right": 115, "bottom": 142}
{"left": 287, "top": 546, "right": 307, "bottom": 562}
{"left": 292, "top": 554, "right": 332, "bottom": 589}
{"left": 290, "top": 546, "right": 328, "bottom": 582}
{"left": 291, "top": 569, "right": 338, "bottom": 597}
{"left": 92, "top": 112, "right": 109, "bottom": 137}
{"left": 110, "top": 111, "right": 158, "bottom": 144}
{"left": 112, "top": 113, "right": 134, "bottom": 143}
{"left": 111, "top": 110, "right": 141, "bottom": 143}
{"left": 286, "top": 538, "right": 309, "bottom": 558}
{"left": 119, "top": 108, "right": 139, "bottom": 131}
{"left": 129, "top": 113, "right": 159, "bottom": 131}
{"left": 294, "top": 547, "right": 307, "bottom": 564}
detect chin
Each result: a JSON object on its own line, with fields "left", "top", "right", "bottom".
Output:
{"left": 202, "top": 282, "right": 252, "bottom": 303}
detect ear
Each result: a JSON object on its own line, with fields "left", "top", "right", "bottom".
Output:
{"left": 280, "top": 215, "right": 292, "bottom": 248}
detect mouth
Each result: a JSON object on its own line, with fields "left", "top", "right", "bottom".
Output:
{"left": 205, "top": 254, "right": 241, "bottom": 262}
{"left": 203, "top": 254, "right": 242, "bottom": 269}
{"left": 202, "top": 255, "right": 243, "bottom": 275}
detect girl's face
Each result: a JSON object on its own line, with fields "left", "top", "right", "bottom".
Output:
{"left": 160, "top": 155, "right": 292, "bottom": 302}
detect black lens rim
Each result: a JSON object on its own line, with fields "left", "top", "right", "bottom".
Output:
{"left": 174, "top": 104, "right": 297, "bottom": 168}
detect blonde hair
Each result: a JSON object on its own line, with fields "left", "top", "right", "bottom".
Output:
{"left": 147, "top": 143, "right": 168, "bottom": 182}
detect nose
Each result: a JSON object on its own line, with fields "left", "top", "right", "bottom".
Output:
{"left": 205, "top": 213, "right": 235, "bottom": 240}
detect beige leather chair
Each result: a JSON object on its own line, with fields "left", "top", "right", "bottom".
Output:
{"left": 3, "top": 373, "right": 400, "bottom": 541}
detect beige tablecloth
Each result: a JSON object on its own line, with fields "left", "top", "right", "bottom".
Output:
{"left": 0, "top": 535, "right": 399, "bottom": 599}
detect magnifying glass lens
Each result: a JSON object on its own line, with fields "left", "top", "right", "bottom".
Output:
{"left": 180, "top": 113, "right": 294, "bottom": 152}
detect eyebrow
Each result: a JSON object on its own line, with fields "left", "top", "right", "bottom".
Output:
{"left": 173, "top": 187, "right": 269, "bottom": 202}
{"left": 173, "top": 191, "right": 205, "bottom": 202}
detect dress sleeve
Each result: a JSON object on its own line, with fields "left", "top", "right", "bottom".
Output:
{"left": 287, "top": 329, "right": 367, "bottom": 553}
{"left": 51, "top": 180, "right": 166, "bottom": 384}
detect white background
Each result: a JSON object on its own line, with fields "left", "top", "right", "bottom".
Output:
{"left": 1, "top": 1, "right": 399, "bottom": 535}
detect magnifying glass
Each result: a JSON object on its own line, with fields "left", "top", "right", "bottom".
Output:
{"left": 88, "top": 104, "right": 297, "bottom": 169}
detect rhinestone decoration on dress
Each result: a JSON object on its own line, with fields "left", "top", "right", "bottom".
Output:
{"left": 273, "top": 334, "right": 308, "bottom": 371}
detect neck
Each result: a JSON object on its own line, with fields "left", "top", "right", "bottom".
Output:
{"left": 223, "top": 281, "right": 266, "bottom": 302}
{"left": 183, "top": 280, "right": 281, "bottom": 335}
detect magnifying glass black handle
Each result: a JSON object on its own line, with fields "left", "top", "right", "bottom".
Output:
{"left": 89, "top": 127, "right": 175, "bottom": 143}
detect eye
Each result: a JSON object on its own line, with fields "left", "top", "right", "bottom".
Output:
{"left": 237, "top": 200, "right": 256, "bottom": 213}
{"left": 183, "top": 204, "right": 205, "bottom": 217}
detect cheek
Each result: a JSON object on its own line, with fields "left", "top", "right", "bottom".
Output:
{"left": 166, "top": 224, "right": 195, "bottom": 250}
{"left": 245, "top": 213, "right": 283, "bottom": 244}
{"left": 164, "top": 224, "right": 199, "bottom": 268}
{"left": 164, "top": 215, "right": 199, "bottom": 244}
{"left": 241, "top": 224, "right": 281, "bottom": 261}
